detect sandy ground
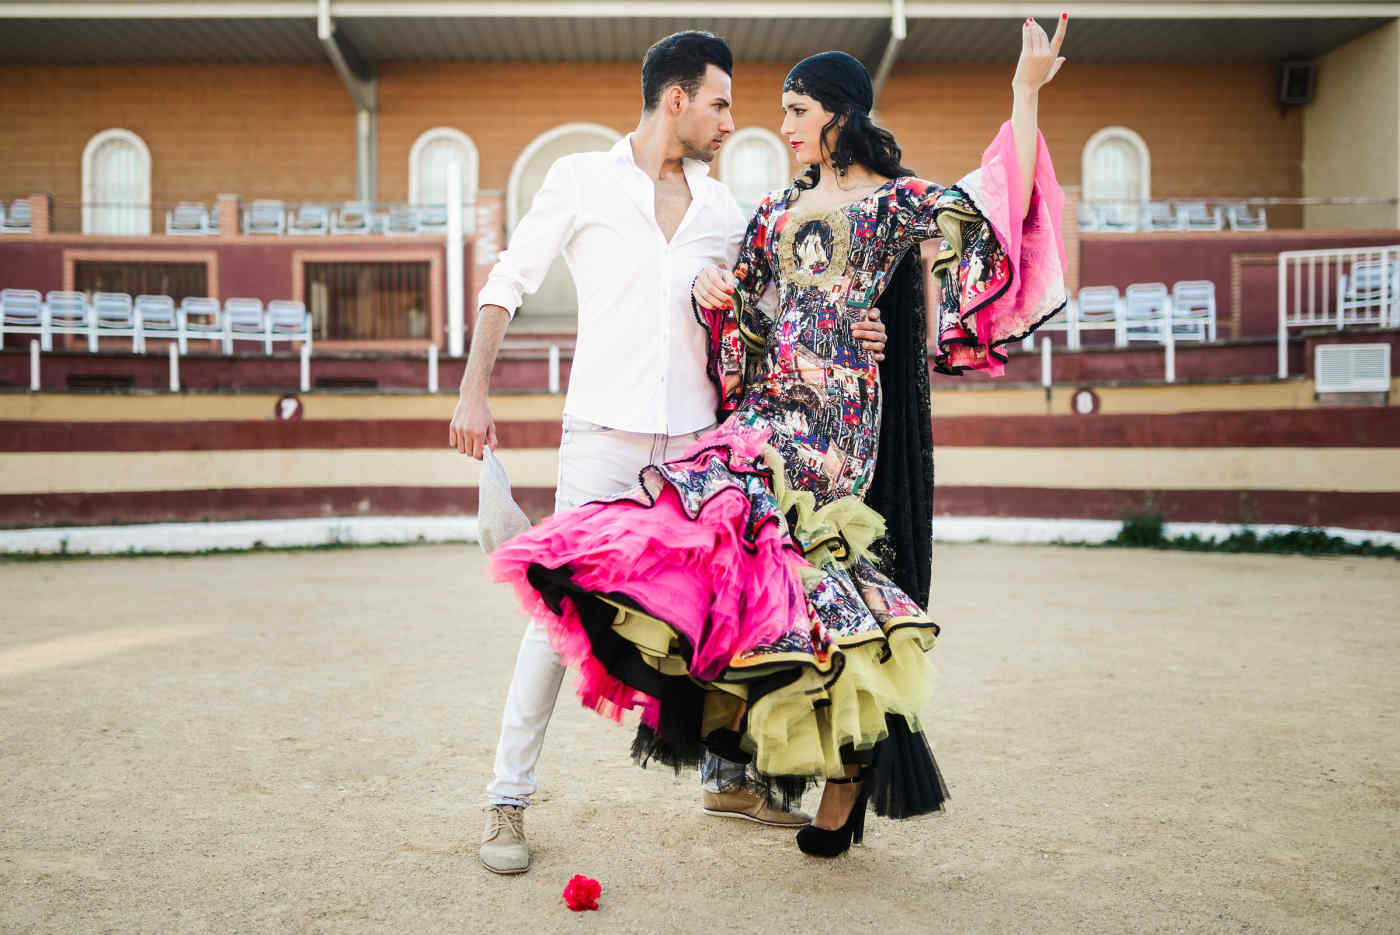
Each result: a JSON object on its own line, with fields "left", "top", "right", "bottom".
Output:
{"left": 1, "top": 544, "right": 1397, "bottom": 935}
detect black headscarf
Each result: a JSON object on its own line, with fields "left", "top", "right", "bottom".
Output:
{"left": 783, "top": 51, "right": 874, "bottom": 116}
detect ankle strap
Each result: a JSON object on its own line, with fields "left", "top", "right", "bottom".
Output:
{"left": 827, "top": 771, "right": 866, "bottom": 784}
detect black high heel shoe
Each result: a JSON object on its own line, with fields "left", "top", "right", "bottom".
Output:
{"left": 795, "top": 770, "right": 869, "bottom": 858}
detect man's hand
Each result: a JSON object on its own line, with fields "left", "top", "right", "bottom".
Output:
{"left": 693, "top": 263, "right": 737, "bottom": 309}
{"left": 853, "top": 308, "right": 887, "bottom": 362}
{"left": 449, "top": 391, "right": 498, "bottom": 460}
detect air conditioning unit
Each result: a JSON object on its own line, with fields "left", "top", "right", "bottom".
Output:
{"left": 1314, "top": 343, "right": 1391, "bottom": 393}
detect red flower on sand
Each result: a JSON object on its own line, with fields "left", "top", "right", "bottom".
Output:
{"left": 563, "top": 875, "right": 601, "bottom": 911}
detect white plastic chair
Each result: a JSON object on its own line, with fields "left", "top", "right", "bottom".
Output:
{"left": 1176, "top": 201, "right": 1224, "bottom": 231}
{"left": 1021, "top": 300, "right": 1079, "bottom": 351}
{"left": 178, "top": 297, "right": 221, "bottom": 353}
{"left": 388, "top": 205, "right": 421, "bottom": 234}
{"left": 418, "top": 204, "right": 449, "bottom": 235}
{"left": 2, "top": 200, "right": 31, "bottom": 234}
{"left": 0, "top": 288, "right": 44, "bottom": 349}
{"left": 290, "top": 203, "right": 330, "bottom": 235}
{"left": 1224, "top": 202, "right": 1267, "bottom": 231}
{"left": 44, "top": 291, "right": 91, "bottom": 351}
{"left": 223, "top": 297, "right": 267, "bottom": 354}
{"left": 1144, "top": 202, "right": 1179, "bottom": 232}
{"left": 134, "top": 294, "right": 179, "bottom": 353}
{"left": 243, "top": 200, "right": 286, "bottom": 235}
{"left": 91, "top": 292, "right": 137, "bottom": 352}
{"left": 1077, "top": 202, "right": 1100, "bottom": 233}
{"left": 1098, "top": 203, "right": 1139, "bottom": 233}
{"left": 1119, "top": 283, "right": 1171, "bottom": 345}
{"left": 1075, "top": 286, "right": 1121, "bottom": 345}
{"left": 267, "top": 300, "right": 313, "bottom": 354}
{"left": 1170, "top": 281, "right": 1217, "bottom": 342}
{"left": 165, "top": 202, "right": 211, "bottom": 236}
{"left": 331, "top": 201, "right": 372, "bottom": 235}
{"left": 1337, "top": 259, "right": 1399, "bottom": 328}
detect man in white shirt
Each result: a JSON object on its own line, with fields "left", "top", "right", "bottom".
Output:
{"left": 450, "top": 32, "right": 886, "bottom": 875}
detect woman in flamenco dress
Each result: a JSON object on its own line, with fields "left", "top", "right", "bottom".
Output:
{"left": 491, "top": 16, "right": 1070, "bottom": 857}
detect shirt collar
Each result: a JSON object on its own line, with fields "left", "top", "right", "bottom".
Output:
{"left": 614, "top": 133, "right": 714, "bottom": 186}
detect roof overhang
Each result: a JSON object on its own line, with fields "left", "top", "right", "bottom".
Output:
{"left": 0, "top": 1, "right": 1395, "bottom": 66}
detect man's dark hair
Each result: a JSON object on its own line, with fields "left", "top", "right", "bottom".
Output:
{"left": 641, "top": 31, "right": 733, "bottom": 111}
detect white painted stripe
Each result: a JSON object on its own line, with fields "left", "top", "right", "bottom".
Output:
{"left": 2, "top": 515, "right": 1394, "bottom": 556}
{"left": 930, "top": 516, "right": 1400, "bottom": 547}
{"left": 0, "top": 515, "right": 479, "bottom": 555}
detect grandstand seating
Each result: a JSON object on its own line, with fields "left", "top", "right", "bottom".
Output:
{"left": 1, "top": 290, "right": 313, "bottom": 354}
{"left": 1020, "top": 281, "right": 1219, "bottom": 350}
{"left": 1, "top": 200, "right": 31, "bottom": 234}
{"left": 1080, "top": 200, "right": 1268, "bottom": 233}
{"left": 165, "top": 202, "right": 212, "bottom": 236}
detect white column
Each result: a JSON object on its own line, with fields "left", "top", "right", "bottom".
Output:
{"left": 548, "top": 343, "right": 561, "bottom": 394}
{"left": 446, "top": 163, "right": 465, "bottom": 357}
{"left": 300, "top": 342, "right": 311, "bottom": 393}
{"left": 428, "top": 343, "right": 439, "bottom": 393}
{"left": 168, "top": 342, "right": 179, "bottom": 392}
{"left": 29, "top": 340, "right": 39, "bottom": 392}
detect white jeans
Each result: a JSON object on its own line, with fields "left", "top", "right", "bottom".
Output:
{"left": 486, "top": 415, "right": 746, "bottom": 807}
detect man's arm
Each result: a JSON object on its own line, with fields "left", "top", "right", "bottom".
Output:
{"left": 447, "top": 158, "right": 579, "bottom": 460}
{"left": 449, "top": 303, "right": 510, "bottom": 459}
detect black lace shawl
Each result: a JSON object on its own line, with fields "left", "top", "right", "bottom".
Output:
{"left": 865, "top": 248, "right": 935, "bottom": 608}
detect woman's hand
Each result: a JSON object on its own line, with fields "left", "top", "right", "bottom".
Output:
{"left": 1012, "top": 14, "right": 1067, "bottom": 96}
{"left": 693, "top": 263, "right": 737, "bottom": 310}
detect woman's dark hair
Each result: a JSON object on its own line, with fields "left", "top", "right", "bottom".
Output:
{"left": 641, "top": 31, "right": 734, "bottom": 111}
{"left": 782, "top": 51, "right": 912, "bottom": 201}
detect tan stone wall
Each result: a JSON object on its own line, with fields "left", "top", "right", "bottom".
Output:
{"left": 1303, "top": 19, "right": 1400, "bottom": 230}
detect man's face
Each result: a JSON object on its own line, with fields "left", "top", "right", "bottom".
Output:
{"left": 673, "top": 64, "right": 735, "bottom": 162}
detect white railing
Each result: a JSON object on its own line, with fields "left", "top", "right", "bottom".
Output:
{"left": 1277, "top": 244, "right": 1400, "bottom": 378}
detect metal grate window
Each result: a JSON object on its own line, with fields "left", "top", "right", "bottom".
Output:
{"left": 303, "top": 262, "right": 430, "bottom": 340}
{"left": 74, "top": 261, "right": 207, "bottom": 303}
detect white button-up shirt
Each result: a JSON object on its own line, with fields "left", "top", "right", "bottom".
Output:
{"left": 477, "top": 135, "right": 749, "bottom": 436}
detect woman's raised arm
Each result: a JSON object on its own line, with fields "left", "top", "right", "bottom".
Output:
{"left": 1009, "top": 14, "right": 1068, "bottom": 218}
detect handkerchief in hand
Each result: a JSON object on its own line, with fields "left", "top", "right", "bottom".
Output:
{"left": 478, "top": 446, "right": 532, "bottom": 553}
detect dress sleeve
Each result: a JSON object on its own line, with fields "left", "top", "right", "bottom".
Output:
{"left": 693, "top": 192, "right": 778, "bottom": 418}
{"left": 898, "top": 122, "right": 1068, "bottom": 377}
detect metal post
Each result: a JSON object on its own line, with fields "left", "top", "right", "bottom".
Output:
{"left": 1040, "top": 336, "right": 1051, "bottom": 388}
{"left": 1164, "top": 322, "right": 1176, "bottom": 384}
{"left": 446, "top": 163, "right": 465, "bottom": 357}
{"left": 1277, "top": 254, "right": 1289, "bottom": 379}
{"left": 300, "top": 342, "right": 311, "bottom": 393}
{"left": 29, "top": 339, "right": 39, "bottom": 392}
{"left": 428, "top": 343, "right": 439, "bottom": 393}
{"left": 168, "top": 342, "right": 179, "bottom": 392}
{"left": 548, "top": 344, "right": 561, "bottom": 394}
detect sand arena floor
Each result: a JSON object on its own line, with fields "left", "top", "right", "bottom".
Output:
{"left": 2, "top": 543, "right": 1397, "bottom": 934}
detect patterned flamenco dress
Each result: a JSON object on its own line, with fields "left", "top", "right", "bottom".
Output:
{"left": 490, "top": 122, "right": 1067, "bottom": 819}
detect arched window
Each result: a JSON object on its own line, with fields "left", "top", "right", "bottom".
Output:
{"left": 507, "top": 122, "right": 621, "bottom": 328}
{"left": 409, "top": 127, "right": 479, "bottom": 234}
{"left": 82, "top": 129, "right": 152, "bottom": 235}
{"left": 719, "top": 127, "right": 791, "bottom": 216}
{"left": 1082, "top": 126, "right": 1151, "bottom": 205}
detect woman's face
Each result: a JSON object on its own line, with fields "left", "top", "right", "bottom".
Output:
{"left": 780, "top": 91, "right": 837, "bottom": 167}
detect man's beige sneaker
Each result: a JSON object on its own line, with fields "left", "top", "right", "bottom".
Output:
{"left": 702, "top": 787, "right": 812, "bottom": 826}
{"left": 480, "top": 805, "right": 530, "bottom": 874}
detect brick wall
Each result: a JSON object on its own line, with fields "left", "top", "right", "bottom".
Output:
{"left": 0, "top": 65, "right": 356, "bottom": 232}
{"left": 2, "top": 61, "right": 1303, "bottom": 233}
{"left": 879, "top": 63, "right": 1303, "bottom": 199}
